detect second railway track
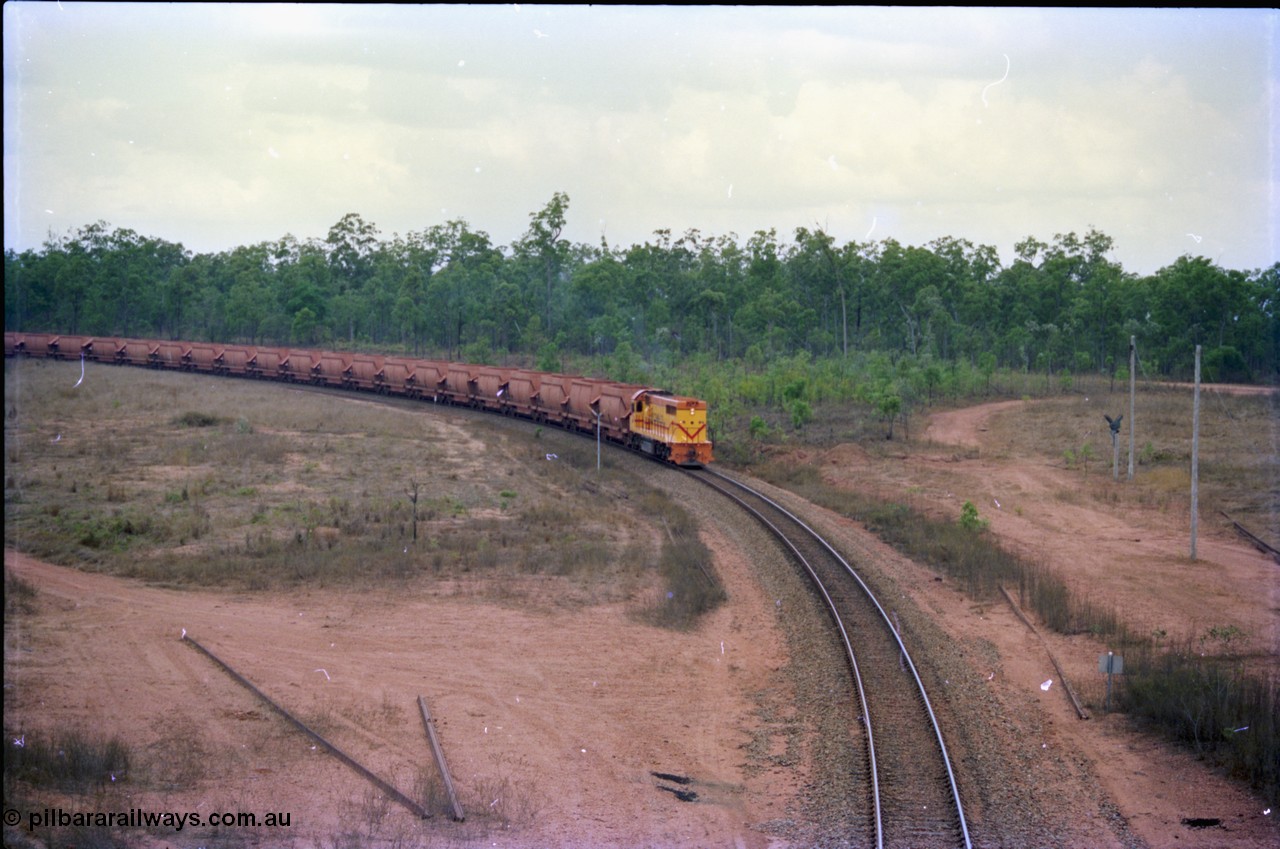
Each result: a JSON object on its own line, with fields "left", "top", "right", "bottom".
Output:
{"left": 688, "top": 466, "right": 972, "bottom": 849}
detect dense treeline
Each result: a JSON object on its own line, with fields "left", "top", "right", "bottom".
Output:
{"left": 5, "top": 193, "right": 1277, "bottom": 386}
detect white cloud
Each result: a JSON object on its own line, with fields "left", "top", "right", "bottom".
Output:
{"left": 3, "top": 5, "right": 1275, "bottom": 272}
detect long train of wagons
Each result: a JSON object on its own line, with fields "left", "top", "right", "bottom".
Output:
{"left": 4, "top": 332, "right": 713, "bottom": 467}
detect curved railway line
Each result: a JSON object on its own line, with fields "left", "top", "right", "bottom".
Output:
{"left": 687, "top": 466, "right": 972, "bottom": 849}
{"left": 167, "top": 375, "right": 978, "bottom": 846}
{"left": 7, "top": 348, "right": 975, "bottom": 846}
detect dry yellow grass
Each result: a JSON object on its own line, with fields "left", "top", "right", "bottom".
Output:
{"left": 981, "top": 376, "right": 1277, "bottom": 543}
{"left": 4, "top": 358, "right": 714, "bottom": 618}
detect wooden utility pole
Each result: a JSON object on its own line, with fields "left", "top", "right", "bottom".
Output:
{"left": 1191, "top": 345, "right": 1201, "bottom": 560}
{"left": 1127, "top": 336, "right": 1136, "bottom": 481}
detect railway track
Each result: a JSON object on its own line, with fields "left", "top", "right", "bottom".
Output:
{"left": 687, "top": 466, "right": 971, "bottom": 849}
{"left": 56, "top": 363, "right": 972, "bottom": 844}
{"left": 275, "top": 384, "right": 974, "bottom": 846}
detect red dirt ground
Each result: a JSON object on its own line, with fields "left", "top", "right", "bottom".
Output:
{"left": 3, "top": 523, "right": 797, "bottom": 848}
{"left": 4, "top": 392, "right": 1277, "bottom": 848}
{"left": 818, "top": 395, "right": 1277, "bottom": 848}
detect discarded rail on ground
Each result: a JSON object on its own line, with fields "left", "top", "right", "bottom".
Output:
{"left": 999, "top": 585, "right": 1091, "bottom": 720}
{"left": 418, "top": 695, "right": 466, "bottom": 821}
{"left": 1221, "top": 511, "right": 1280, "bottom": 564}
{"left": 182, "top": 634, "right": 431, "bottom": 819}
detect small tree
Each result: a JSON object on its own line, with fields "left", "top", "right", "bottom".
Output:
{"left": 978, "top": 351, "right": 997, "bottom": 395}
{"left": 922, "top": 361, "right": 943, "bottom": 404}
{"left": 789, "top": 399, "right": 812, "bottom": 430}
{"left": 959, "top": 500, "right": 989, "bottom": 532}
{"left": 1111, "top": 363, "right": 1127, "bottom": 393}
{"left": 877, "top": 390, "right": 902, "bottom": 439}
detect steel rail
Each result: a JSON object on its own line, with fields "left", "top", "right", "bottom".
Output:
{"left": 691, "top": 467, "right": 972, "bottom": 849}
{"left": 1221, "top": 511, "right": 1280, "bottom": 563}
{"left": 15, "top": 351, "right": 965, "bottom": 841}
{"left": 183, "top": 635, "right": 431, "bottom": 819}
{"left": 687, "top": 468, "right": 884, "bottom": 848}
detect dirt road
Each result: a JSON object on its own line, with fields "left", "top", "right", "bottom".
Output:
{"left": 816, "top": 397, "right": 1277, "bottom": 848}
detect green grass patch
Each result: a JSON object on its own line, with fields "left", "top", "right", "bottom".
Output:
{"left": 4, "top": 726, "right": 132, "bottom": 793}
{"left": 170, "top": 410, "right": 225, "bottom": 428}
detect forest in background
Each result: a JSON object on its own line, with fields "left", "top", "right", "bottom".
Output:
{"left": 6, "top": 192, "right": 1276, "bottom": 437}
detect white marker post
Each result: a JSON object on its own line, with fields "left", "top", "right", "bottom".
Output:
{"left": 594, "top": 409, "right": 602, "bottom": 472}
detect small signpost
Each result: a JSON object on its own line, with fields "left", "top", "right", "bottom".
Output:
{"left": 1099, "top": 651, "right": 1124, "bottom": 712}
{"left": 1105, "top": 414, "right": 1123, "bottom": 480}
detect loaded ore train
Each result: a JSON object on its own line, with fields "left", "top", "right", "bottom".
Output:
{"left": 4, "top": 332, "right": 714, "bottom": 467}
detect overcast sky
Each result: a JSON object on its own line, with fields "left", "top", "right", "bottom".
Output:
{"left": 4, "top": 4, "right": 1276, "bottom": 274}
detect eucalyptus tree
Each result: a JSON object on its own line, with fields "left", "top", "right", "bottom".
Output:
{"left": 513, "top": 192, "right": 571, "bottom": 337}
{"left": 1146, "top": 255, "right": 1268, "bottom": 379}
{"left": 992, "top": 243, "right": 1041, "bottom": 370}
{"left": 873, "top": 238, "right": 951, "bottom": 357}
{"left": 365, "top": 240, "right": 407, "bottom": 345}
{"left": 100, "top": 227, "right": 150, "bottom": 337}
{"left": 325, "top": 212, "right": 381, "bottom": 344}
{"left": 5, "top": 245, "right": 59, "bottom": 333}
{"left": 30, "top": 222, "right": 184, "bottom": 338}
{"left": 927, "top": 235, "right": 1002, "bottom": 363}
{"left": 688, "top": 232, "right": 742, "bottom": 358}
{"left": 1252, "top": 262, "right": 1280, "bottom": 379}
{"left": 622, "top": 229, "right": 696, "bottom": 360}
{"left": 421, "top": 219, "right": 504, "bottom": 359}
{"left": 735, "top": 228, "right": 815, "bottom": 358}
{"left": 136, "top": 234, "right": 190, "bottom": 337}
{"left": 568, "top": 246, "right": 632, "bottom": 355}
{"left": 272, "top": 236, "right": 331, "bottom": 345}
{"left": 666, "top": 228, "right": 734, "bottom": 357}
{"left": 790, "top": 226, "right": 846, "bottom": 357}
{"left": 838, "top": 239, "right": 881, "bottom": 353}
{"left": 47, "top": 222, "right": 117, "bottom": 335}
{"left": 390, "top": 229, "right": 439, "bottom": 354}
{"left": 221, "top": 242, "right": 274, "bottom": 344}
{"left": 156, "top": 241, "right": 202, "bottom": 340}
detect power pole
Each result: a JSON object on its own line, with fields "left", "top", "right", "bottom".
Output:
{"left": 1191, "top": 345, "right": 1201, "bottom": 560}
{"left": 1127, "top": 336, "right": 1136, "bottom": 481}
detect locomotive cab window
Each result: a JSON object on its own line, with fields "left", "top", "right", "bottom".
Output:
{"left": 666, "top": 405, "right": 676, "bottom": 415}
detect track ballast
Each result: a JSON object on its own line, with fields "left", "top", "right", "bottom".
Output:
{"left": 687, "top": 466, "right": 972, "bottom": 849}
